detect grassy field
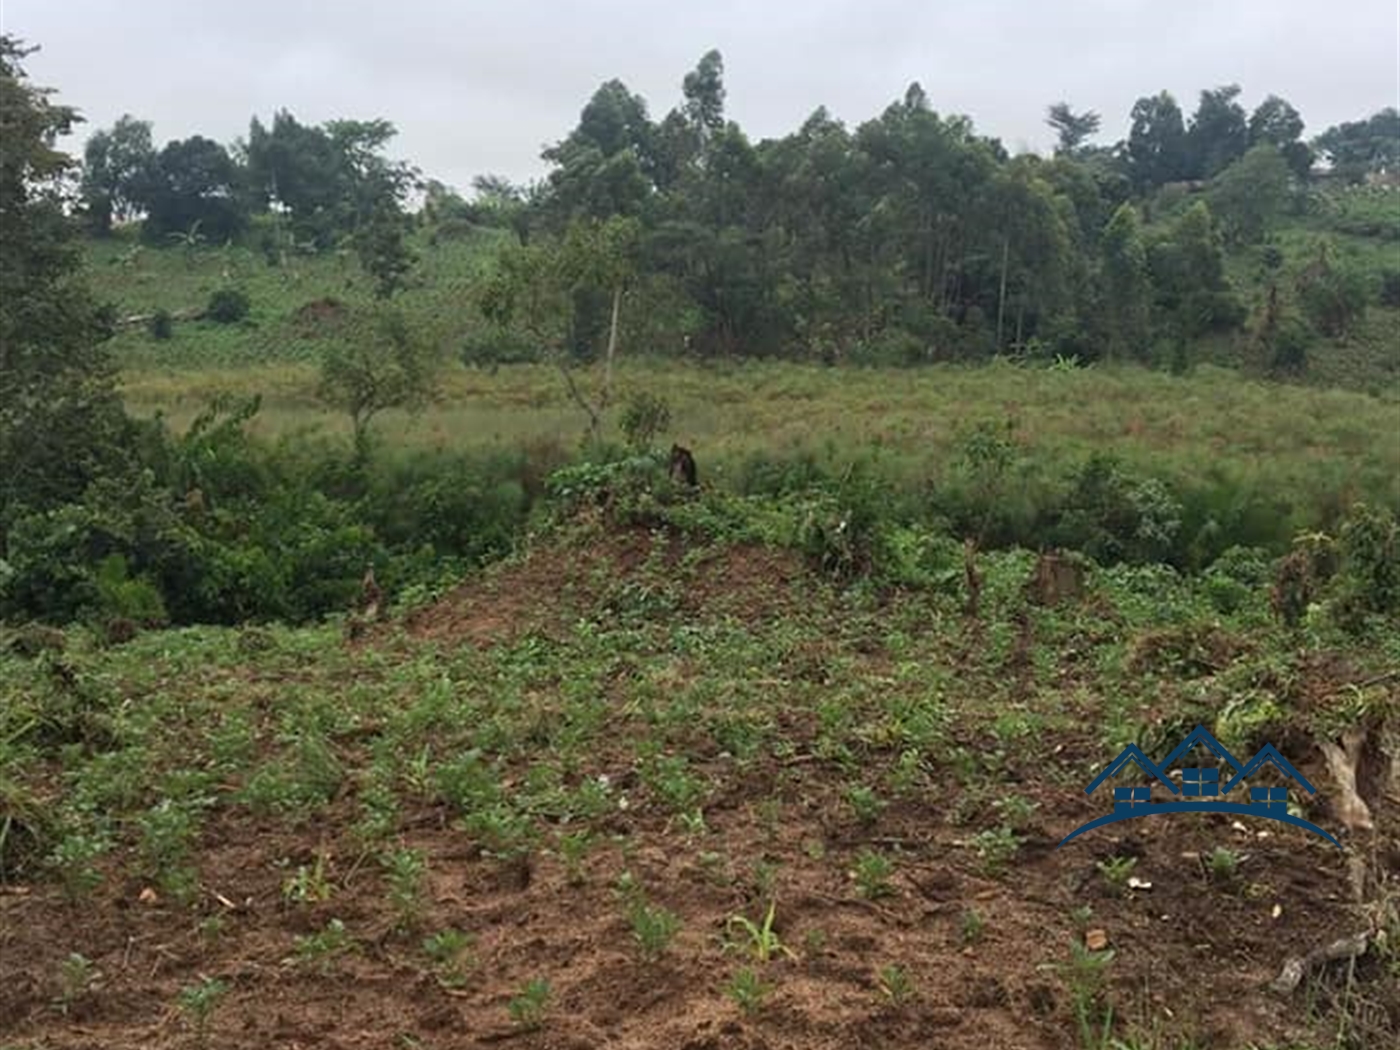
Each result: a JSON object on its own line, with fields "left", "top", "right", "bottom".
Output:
{"left": 3, "top": 514, "right": 1397, "bottom": 1049}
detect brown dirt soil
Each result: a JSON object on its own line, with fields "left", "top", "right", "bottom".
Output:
{"left": 4, "top": 535, "right": 1397, "bottom": 1050}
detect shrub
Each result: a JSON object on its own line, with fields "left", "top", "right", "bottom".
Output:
{"left": 1379, "top": 269, "right": 1400, "bottom": 308}
{"left": 148, "top": 309, "right": 173, "bottom": 340}
{"left": 205, "top": 288, "right": 250, "bottom": 324}
{"left": 619, "top": 392, "right": 672, "bottom": 451}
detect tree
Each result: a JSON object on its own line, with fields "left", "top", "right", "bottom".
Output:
{"left": 80, "top": 114, "right": 155, "bottom": 234}
{"left": 1185, "top": 85, "right": 1249, "bottom": 179}
{"left": 1099, "top": 203, "right": 1150, "bottom": 360}
{"left": 1313, "top": 108, "right": 1400, "bottom": 182}
{"left": 480, "top": 216, "right": 640, "bottom": 442}
{"left": 0, "top": 35, "right": 135, "bottom": 539}
{"left": 316, "top": 305, "right": 439, "bottom": 459}
{"left": 682, "top": 49, "right": 726, "bottom": 143}
{"left": 1248, "top": 94, "right": 1313, "bottom": 179}
{"left": 1126, "top": 91, "right": 1188, "bottom": 189}
{"left": 244, "top": 110, "right": 417, "bottom": 247}
{"left": 139, "top": 135, "right": 246, "bottom": 243}
{"left": 353, "top": 202, "right": 416, "bottom": 298}
{"left": 1046, "top": 102, "right": 1101, "bottom": 156}
{"left": 1147, "top": 201, "right": 1243, "bottom": 342}
{"left": 1209, "top": 143, "right": 1292, "bottom": 244}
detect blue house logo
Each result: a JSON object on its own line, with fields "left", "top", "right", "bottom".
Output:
{"left": 1058, "top": 725, "right": 1340, "bottom": 849}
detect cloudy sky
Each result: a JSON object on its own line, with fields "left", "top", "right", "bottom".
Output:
{"left": 5, "top": 0, "right": 1398, "bottom": 192}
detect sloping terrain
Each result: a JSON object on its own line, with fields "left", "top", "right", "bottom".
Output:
{"left": 2, "top": 523, "right": 1397, "bottom": 1050}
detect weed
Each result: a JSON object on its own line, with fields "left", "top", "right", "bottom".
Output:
{"left": 556, "top": 830, "right": 592, "bottom": 886}
{"left": 725, "top": 968, "right": 772, "bottom": 1015}
{"left": 1097, "top": 855, "right": 1139, "bottom": 894}
{"left": 281, "top": 852, "right": 334, "bottom": 905}
{"left": 381, "top": 847, "right": 427, "bottom": 931}
{"left": 293, "top": 918, "right": 354, "bottom": 974}
{"left": 176, "top": 977, "right": 229, "bottom": 1049}
{"left": 725, "top": 899, "right": 797, "bottom": 964}
{"left": 992, "top": 792, "right": 1040, "bottom": 831}
{"left": 970, "top": 825, "right": 1023, "bottom": 876}
{"left": 54, "top": 952, "right": 98, "bottom": 1014}
{"left": 628, "top": 900, "right": 683, "bottom": 961}
{"left": 845, "top": 783, "right": 885, "bottom": 825}
{"left": 852, "top": 849, "right": 896, "bottom": 900}
{"left": 1207, "top": 846, "right": 1241, "bottom": 883}
{"left": 47, "top": 830, "right": 109, "bottom": 901}
{"left": 422, "top": 928, "right": 475, "bottom": 988}
{"left": 507, "top": 978, "right": 551, "bottom": 1031}
{"left": 877, "top": 964, "right": 915, "bottom": 1006}
{"left": 960, "top": 908, "right": 987, "bottom": 946}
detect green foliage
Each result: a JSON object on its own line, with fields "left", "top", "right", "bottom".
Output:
{"left": 628, "top": 899, "right": 683, "bottom": 961}
{"left": 316, "top": 305, "right": 442, "bottom": 457}
{"left": 619, "top": 391, "right": 672, "bottom": 451}
{"left": 0, "top": 36, "right": 138, "bottom": 544}
{"left": 507, "top": 978, "right": 551, "bottom": 1031}
{"left": 148, "top": 309, "right": 173, "bottom": 340}
{"left": 205, "top": 288, "right": 250, "bottom": 324}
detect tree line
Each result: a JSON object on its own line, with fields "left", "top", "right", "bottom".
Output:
{"left": 72, "top": 50, "right": 1397, "bottom": 373}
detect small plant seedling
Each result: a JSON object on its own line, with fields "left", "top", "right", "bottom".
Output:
{"left": 970, "top": 826, "right": 1022, "bottom": 876}
{"left": 1096, "top": 854, "right": 1138, "bottom": 893}
{"left": 725, "top": 968, "right": 772, "bottom": 1015}
{"left": 629, "top": 900, "right": 682, "bottom": 961}
{"left": 959, "top": 908, "right": 986, "bottom": 946}
{"left": 877, "top": 964, "right": 915, "bottom": 1006}
{"left": 1208, "top": 846, "right": 1241, "bottom": 882}
{"left": 992, "top": 792, "right": 1039, "bottom": 830}
{"left": 557, "top": 831, "right": 592, "bottom": 886}
{"left": 177, "top": 977, "right": 229, "bottom": 1049}
{"left": 726, "top": 899, "right": 797, "bottom": 964}
{"left": 845, "top": 784, "right": 885, "bottom": 825}
{"left": 422, "top": 928, "right": 475, "bottom": 988}
{"left": 381, "top": 847, "right": 426, "bottom": 930}
{"left": 1069, "top": 905, "right": 1094, "bottom": 931}
{"left": 508, "top": 978, "right": 551, "bottom": 1031}
{"left": 852, "top": 849, "right": 896, "bottom": 900}
{"left": 55, "top": 953, "right": 98, "bottom": 1014}
{"left": 282, "top": 852, "right": 334, "bottom": 905}
{"left": 293, "top": 918, "right": 354, "bottom": 973}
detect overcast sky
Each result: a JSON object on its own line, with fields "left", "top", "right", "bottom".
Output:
{"left": 5, "top": 1, "right": 1398, "bottom": 192}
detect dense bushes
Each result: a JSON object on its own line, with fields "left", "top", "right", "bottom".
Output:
{"left": 1, "top": 396, "right": 1395, "bottom": 631}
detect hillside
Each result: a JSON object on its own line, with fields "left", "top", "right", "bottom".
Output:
{"left": 3, "top": 513, "right": 1397, "bottom": 1049}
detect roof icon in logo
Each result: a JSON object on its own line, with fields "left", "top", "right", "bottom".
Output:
{"left": 1059, "top": 724, "right": 1339, "bottom": 849}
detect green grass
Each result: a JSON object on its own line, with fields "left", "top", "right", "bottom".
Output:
{"left": 117, "top": 355, "right": 1400, "bottom": 522}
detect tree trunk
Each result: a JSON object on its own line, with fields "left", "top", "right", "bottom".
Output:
{"left": 603, "top": 283, "right": 622, "bottom": 410}
{"left": 996, "top": 235, "right": 1010, "bottom": 350}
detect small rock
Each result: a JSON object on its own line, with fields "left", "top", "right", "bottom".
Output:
{"left": 1127, "top": 876, "right": 1153, "bottom": 890}
{"left": 1271, "top": 904, "right": 1283, "bottom": 919}
{"left": 1085, "top": 929, "right": 1109, "bottom": 951}
{"left": 138, "top": 887, "right": 159, "bottom": 905}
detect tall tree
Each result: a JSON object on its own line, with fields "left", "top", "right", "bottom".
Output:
{"left": 1045, "top": 102, "right": 1101, "bottom": 156}
{"left": 1210, "top": 143, "right": 1291, "bottom": 244}
{"left": 80, "top": 114, "right": 155, "bottom": 234}
{"left": 1313, "top": 108, "right": 1400, "bottom": 182}
{"left": 1247, "top": 94, "right": 1313, "bottom": 179}
{"left": 1099, "top": 203, "right": 1150, "bottom": 360}
{"left": 0, "top": 35, "right": 135, "bottom": 538}
{"left": 139, "top": 135, "right": 246, "bottom": 243}
{"left": 1126, "top": 91, "right": 1188, "bottom": 189}
{"left": 1185, "top": 84, "right": 1250, "bottom": 179}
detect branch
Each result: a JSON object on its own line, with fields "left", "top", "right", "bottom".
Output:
{"left": 555, "top": 359, "right": 601, "bottom": 439}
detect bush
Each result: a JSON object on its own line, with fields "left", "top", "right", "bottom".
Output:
{"left": 205, "top": 288, "right": 251, "bottom": 325}
{"left": 619, "top": 392, "right": 672, "bottom": 451}
{"left": 1379, "top": 269, "right": 1400, "bottom": 308}
{"left": 1052, "top": 454, "right": 1182, "bottom": 566}
{"left": 148, "top": 310, "right": 173, "bottom": 340}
